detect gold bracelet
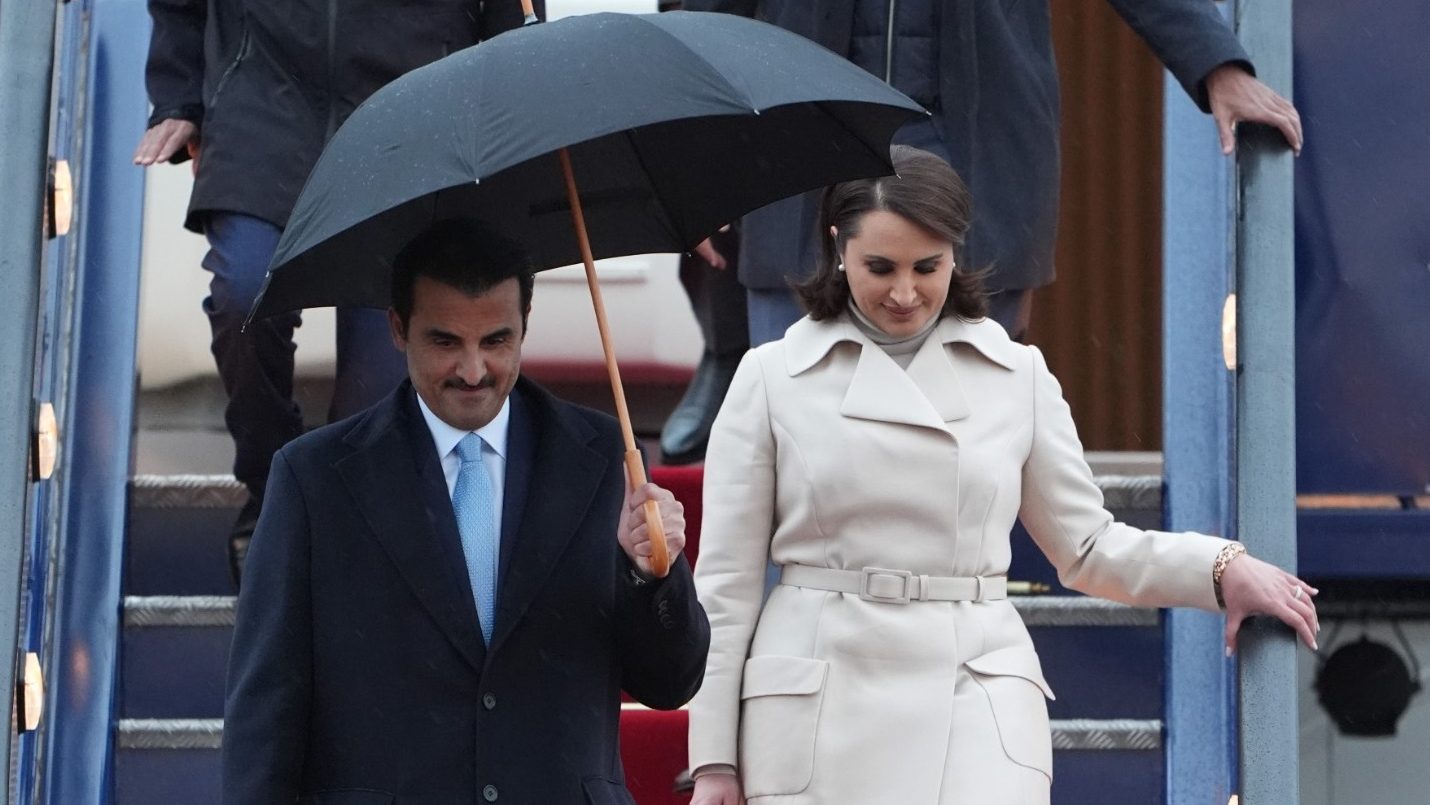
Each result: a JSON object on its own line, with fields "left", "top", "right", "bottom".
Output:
{"left": 1212, "top": 542, "right": 1248, "bottom": 609}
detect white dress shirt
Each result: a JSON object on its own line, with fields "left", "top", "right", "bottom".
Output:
{"left": 416, "top": 393, "right": 510, "bottom": 541}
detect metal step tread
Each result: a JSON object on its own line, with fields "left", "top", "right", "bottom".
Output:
{"left": 123, "top": 594, "right": 1158, "bottom": 628}
{"left": 131, "top": 475, "right": 247, "bottom": 509}
{"left": 1050, "top": 719, "right": 1162, "bottom": 750}
{"left": 130, "top": 473, "right": 1163, "bottom": 512}
{"left": 124, "top": 595, "right": 234, "bottom": 627}
{"left": 119, "top": 718, "right": 223, "bottom": 750}
{"left": 116, "top": 716, "right": 1160, "bottom": 751}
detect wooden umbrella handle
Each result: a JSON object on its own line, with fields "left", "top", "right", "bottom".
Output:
{"left": 625, "top": 450, "right": 671, "bottom": 575}
{"left": 558, "top": 148, "right": 672, "bottom": 578}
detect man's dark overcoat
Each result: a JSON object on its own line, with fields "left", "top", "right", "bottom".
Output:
{"left": 222, "top": 378, "right": 709, "bottom": 804}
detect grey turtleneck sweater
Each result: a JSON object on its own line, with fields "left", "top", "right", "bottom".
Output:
{"left": 847, "top": 302, "right": 941, "bottom": 370}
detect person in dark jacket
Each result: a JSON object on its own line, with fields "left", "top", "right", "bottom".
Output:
{"left": 686, "top": 0, "right": 1303, "bottom": 345}
{"left": 222, "top": 221, "right": 710, "bottom": 804}
{"left": 134, "top": 0, "right": 535, "bottom": 584}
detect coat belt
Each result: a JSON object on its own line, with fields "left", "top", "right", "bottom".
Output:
{"left": 779, "top": 564, "right": 1007, "bottom": 604}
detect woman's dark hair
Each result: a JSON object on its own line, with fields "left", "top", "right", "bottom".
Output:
{"left": 390, "top": 218, "right": 536, "bottom": 334}
{"left": 796, "top": 145, "right": 987, "bottom": 321}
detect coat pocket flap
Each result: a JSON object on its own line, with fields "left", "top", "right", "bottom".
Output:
{"left": 741, "top": 655, "right": 828, "bottom": 699}
{"left": 965, "top": 647, "right": 1055, "bottom": 700}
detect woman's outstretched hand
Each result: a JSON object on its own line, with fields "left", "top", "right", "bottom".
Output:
{"left": 690, "top": 772, "right": 745, "bottom": 805}
{"left": 1220, "top": 552, "right": 1320, "bottom": 655}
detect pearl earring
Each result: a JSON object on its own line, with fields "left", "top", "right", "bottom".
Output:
{"left": 837, "top": 262, "right": 845, "bottom": 272}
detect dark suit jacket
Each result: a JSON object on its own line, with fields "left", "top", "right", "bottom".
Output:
{"left": 686, "top": 0, "right": 1250, "bottom": 292}
{"left": 222, "top": 378, "right": 710, "bottom": 805}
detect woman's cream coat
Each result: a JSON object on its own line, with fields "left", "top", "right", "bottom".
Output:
{"left": 687, "top": 314, "right": 1229, "bottom": 803}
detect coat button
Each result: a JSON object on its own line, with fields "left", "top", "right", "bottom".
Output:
{"left": 483, "top": 784, "right": 499, "bottom": 801}
{"left": 482, "top": 692, "right": 497, "bottom": 710}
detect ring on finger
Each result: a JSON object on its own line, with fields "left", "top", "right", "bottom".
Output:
{"left": 1293, "top": 586, "right": 1304, "bottom": 601}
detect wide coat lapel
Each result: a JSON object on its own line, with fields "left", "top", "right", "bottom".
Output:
{"left": 786, "top": 314, "right": 1022, "bottom": 431}
{"left": 487, "top": 377, "right": 609, "bottom": 657}
{"left": 904, "top": 320, "right": 976, "bottom": 422}
{"left": 497, "top": 385, "right": 534, "bottom": 587}
{"left": 336, "top": 383, "right": 487, "bottom": 673}
{"left": 783, "top": 316, "right": 965, "bottom": 433}
{"left": 839, "top": 340, "right": 952, "bottom": 431}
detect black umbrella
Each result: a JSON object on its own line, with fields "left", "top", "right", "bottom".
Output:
{"left": 251, "top": 9, "right": 924, "bottom": 574}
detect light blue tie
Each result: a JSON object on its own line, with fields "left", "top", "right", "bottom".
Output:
{"left": 453, "top": 433, "right": 498, "bottom": 644}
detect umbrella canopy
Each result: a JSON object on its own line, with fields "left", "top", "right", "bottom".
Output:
{"left": 251, "top": 10, "right": 925, "bottom": 318}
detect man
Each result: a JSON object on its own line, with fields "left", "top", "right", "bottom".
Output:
{"left": 135, "top": 0, "right": 535, "bottom": 582}
{"left": 687, "top": 0, "right": 1304, "bottom": 344}
{"left": 223, "top": 221, "right": 710, "bottom": 804}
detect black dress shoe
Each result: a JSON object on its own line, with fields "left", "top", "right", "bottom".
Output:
{"left": 228, "top": 495, "right": 262, "bottom": 590}
{"left": 660, "top": 351, "right": 741, "bottom": 465}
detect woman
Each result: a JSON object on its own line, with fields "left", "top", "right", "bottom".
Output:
{"left": 686, "top": 146, "right": 1318, "bottom": 804}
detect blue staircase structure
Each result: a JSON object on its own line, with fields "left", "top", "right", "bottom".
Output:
{"left": 12, "top": 3, "right": 1220, "bottom": 801}
{"left": 29, "top": 0, "right": 1401, "bottom": 802}
{"left": 21, "top": 1, "right": 1237, "bottom": 801}
{"left": 115, "top": 480, "right": 236, "bottom": 804}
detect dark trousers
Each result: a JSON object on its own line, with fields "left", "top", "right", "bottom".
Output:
{"left": 661, "top": 229, "right": 750, "bottom": 462}
{"left": 680, "top": 227, "right": 749, "bottom": 360}
{"left": 202, "top": 212, "right": 406, "bottom": 498}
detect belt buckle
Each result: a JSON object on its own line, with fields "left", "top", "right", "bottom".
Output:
{"left": 859, "top": 567, "right": 912, "bottom": 605}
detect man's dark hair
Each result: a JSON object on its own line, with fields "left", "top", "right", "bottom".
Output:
{"left": 390, "top": 218, "right": 537, "bottom": 333}
{"left": 797, "top": 145, "right": 987, "bottom": 321}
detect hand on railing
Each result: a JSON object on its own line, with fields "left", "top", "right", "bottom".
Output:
{"left": 1220, "top": 551, "right": 1320, "bottom": 654}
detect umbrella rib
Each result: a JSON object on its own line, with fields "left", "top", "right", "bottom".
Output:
{"left": 610, "top": 99, "right": 912, "bottom": 252}
{"left": 644, "top": 18, "right": 759, "bottom": 112}
{"left": 809, "top": 99, "right": 907, "bottom": 177}
{"left": 620, "top": 128, "right": 691, "bottom": 248}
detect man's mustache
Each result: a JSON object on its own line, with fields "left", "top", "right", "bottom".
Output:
{"left": 444, "top": 377, "right": 496, "bottom": 391}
